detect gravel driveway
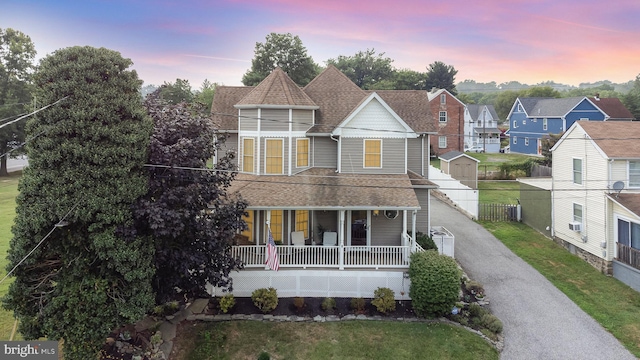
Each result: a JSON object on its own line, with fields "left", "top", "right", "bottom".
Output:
{"left": 430, "top": 197, "right": 635, "bottom": 360}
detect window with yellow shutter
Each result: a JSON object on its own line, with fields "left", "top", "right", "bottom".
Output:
{"left": 296, "top": 138, "right": 309, "bottom": 167}
{"left": 363, "top": 139, "right": 382, "bottom": 168}
{"left": 242, "top": 138, "right": 254, "bottom": 173}
{"left": 295, "top": 210, "right": 309, "bottom": 238}
{"left": 265, "top": 139, "right": 283, "bottom": 174}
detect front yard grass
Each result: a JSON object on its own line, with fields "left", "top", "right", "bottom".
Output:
{"left": 177, "top": 320, "right": 499, "bottom": 360}
{"left": 481, "top": 221, "right": 640, "bottom": 358}
{"left": 0, "top": 173, "right": 20, "bottom": 340}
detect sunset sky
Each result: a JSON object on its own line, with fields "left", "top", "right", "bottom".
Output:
{"left": 2, "top": 0, "right": 639, "bottom": 89}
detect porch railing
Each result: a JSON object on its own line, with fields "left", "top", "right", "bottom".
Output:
{"left": 616, "top": 242, "right": 640, "bottom": 270}
{"left": 232, "top": 233, "right": 423, "bottom": 270}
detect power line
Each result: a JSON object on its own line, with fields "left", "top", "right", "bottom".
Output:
{"left": 0, "top": 96, "right": 68, "bottom": 131}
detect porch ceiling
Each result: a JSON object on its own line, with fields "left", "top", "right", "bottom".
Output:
{"left": 228, "top": 168, "right": 425, "bottom": 209}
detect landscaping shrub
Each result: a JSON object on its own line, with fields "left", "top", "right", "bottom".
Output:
{"left": 251, "top": 288, "right": 278, "bottom": 313}
{"left": 219, "top": 293, "right": 236, "bottom": 314}
{"left": 321, "top": 297, "right": 336, "bottom": 312}
{"left": 350, "top": 297, "right": 366, "bottom": 313}
{"left": 414, "top": 232, "right": 438, "bottom": 251}
{"left": 480, "top": 313, "right": 503, "bottom": 334}
{"left": 409, "top": 250, "right": 461, "bottom": 317}
{"left": 468, "top": 303, "right": 487, "bottom": 318}
{"left": 293, "top": 297, "right": 305, "bottom": 311}
{"left": 371, "top": 287, "right": 396, "bottom": 314}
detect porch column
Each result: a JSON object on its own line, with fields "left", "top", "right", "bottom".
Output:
{"left": 339, "top": 210, "right": 345, "bottom": 270}
{"left": 402, "top": 210, "right": 407, "bottom": 246}
{"left": 412, "top": 210, "right": 417, "bottom": 253}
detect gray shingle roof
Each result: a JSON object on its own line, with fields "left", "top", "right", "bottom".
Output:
{"left": 577, "top": 121, "right": 640, "bottom": 158}
{"left": 236, "top": 67, "right": 318, "bottom": 108}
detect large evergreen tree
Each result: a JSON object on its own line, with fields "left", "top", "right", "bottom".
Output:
{"left": 425, "top": 61, "right": 458, "bottom": 95}
{"left": 0, "top": 28, "right": 36, "bottom": 176}
{"left": 242, "top": 33, "right": 319, "bottom": 86}
{"left": 4, "top": 46, "right": 154, "bottom": 359}
{"left": 136, "top": 91, "right": 247, "bottom": 303}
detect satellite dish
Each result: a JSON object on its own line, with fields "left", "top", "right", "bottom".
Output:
{"left": 612, "top": 181, "right": 625, "bottom": 197}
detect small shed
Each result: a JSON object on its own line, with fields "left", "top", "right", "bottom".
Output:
{"left": 439, "top": 151, "right": 480, "bottom": 189}
{"left": 518, "top": 177, "right": 552, "bottom": 237}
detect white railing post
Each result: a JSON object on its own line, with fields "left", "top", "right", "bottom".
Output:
{"left": 339, "top": 210, "right": 345, "bottom": 270}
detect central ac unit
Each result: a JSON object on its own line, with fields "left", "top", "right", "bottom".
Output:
{"left": 569, "top": 221, "right": 582, "bottom": 232}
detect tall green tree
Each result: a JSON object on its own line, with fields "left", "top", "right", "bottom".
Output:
{"left": 136, "top": 92, "right": 247, "bottom": 303}
{"left": 4, "top": 46, "right": 154, "bottom": 359}
{"left": 526, "top": 86, "right": 561, "bottom": 98}
{"left": 159, "top": 78, "right": 194, "bottom": 104}
{"left": 0, "top": 28, "right": 36, "bottom": 176}
{"left": 242, "top": 33, "right": 319, "bottom": 86}
{"left": 326, "top": 49, "right": 394, "bottom": 89}
{"left": 622, "top": 74, "right": 640, "bottom": 120}
{"left": 425, "top": 61, "right": 458, "bottom": 95}
{"left": 390, "top": 68, "right": 426, "bottom": 90}
{"left": 194, "top": 79, "right": 217, "bottom": 112}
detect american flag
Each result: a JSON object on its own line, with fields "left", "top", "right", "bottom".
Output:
{"left": 265, "top": 228, "right": 280, "bottom": 271}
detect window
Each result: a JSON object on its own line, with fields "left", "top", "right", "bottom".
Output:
{"left": 295, "top": 210, "right": 309, "bottom": 238}
{"left": 265, "top": 139, "right": 283, "bottom": 174}
{"left": 241, "top": 210, "right": 254, "bottom": 242}
{"left": 573, "top": 158, "right": 583, "bottom": 185}
{"left": 573, "top": 203, "right": 583, "bottom": 223}
{"left": 629, "top": 161, "right": 640, "bottom": 188}
{"left": 523, "top": 118, "right": 527, "bottom": 125}
{"left": 296, "top": 138, "right": 309, "bottom": 167}
{"left": 439, "top": 111, "right": 447, "bottom": 122}
{"left": 543, "top": 118, "right": 548, "bottom": 131}
{"left": 438, "top": 136, "right": 447, "bottom": 148}
{"left": 440, "top": 94, "right": 446, "bottom": 104}
{"left": 525, "top": 138, "right": 529, "bottom": 146}
{"left": 242, "top": 138, "right": 254, "bottom": 173}
{"left": 517, "top": 104, "right": 523, "bottom": 112}
{"left": 270, "top": 210, "right": 283, "bottom": 243}
{"left": 618, "top": 218, "right": 640, "bottom": 250}
{"left": 513, "top": 137, "right": 517, "bottom": 144}
{"left": 364, "top": 139, "right": 382, "bottom": 168}
{"left": 513, "top": 120, "right": 517, "bottom": 128}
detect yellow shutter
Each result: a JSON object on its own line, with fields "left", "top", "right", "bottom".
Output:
{"left": 243, "top": 138, "right": 254, "bottom": 173}
{"left": 265, "top": 139, "right": 283, "bottom": 174}
{"left": 364, "top": 139, "right": 381, "bottom": 168}
{"left": 296, "top": 138, "right": 309, "bottom": 167}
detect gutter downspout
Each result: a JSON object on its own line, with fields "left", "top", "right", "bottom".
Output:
{"left": 331, "top": 134, "right": 340, "bottom": 173}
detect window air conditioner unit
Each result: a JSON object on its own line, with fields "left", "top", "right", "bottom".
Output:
{"left": 569, "top": 222, "right": 582, "bottom": 232}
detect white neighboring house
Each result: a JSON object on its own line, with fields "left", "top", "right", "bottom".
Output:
{"left": 464, "top": 104, "right": 501, "bottom": 153}
{"left": 551, "top": 121, "right": 640, "bottom": 292}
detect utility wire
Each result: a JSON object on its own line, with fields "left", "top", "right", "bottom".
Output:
{"left": 0, "top": 203, "right": 78, "bottom": 285}
{"left": 0, "top": 96, "right": 68, "bottom": 131}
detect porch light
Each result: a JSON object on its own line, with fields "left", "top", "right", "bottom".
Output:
{"left": 373, "top": 210, "right": 379, "bottom": 217}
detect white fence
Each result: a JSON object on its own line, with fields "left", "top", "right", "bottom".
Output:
{"left": 428, "top": 165, "right": 479, "bottom": 219}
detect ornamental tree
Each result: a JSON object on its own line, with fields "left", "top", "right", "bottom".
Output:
{"left": 3, "top": 46, "right": 154, "bottom": 359}
{"left": 0, "top": 28, "right": 37, "bottom": 176}
{"left": 136, "top": 91, "right": 247, "bottom": 303}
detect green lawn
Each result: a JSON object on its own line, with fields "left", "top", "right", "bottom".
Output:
{"left": 478, "top": 180, "right": 520, "bottom": 204}
{"left": 468, "top": 152, "right": 537, "bottom": 177}
{"left": 179, "top": 321, "right": 498, "bottom": 360}
{"left": 481, "top": 221, "right": 640, "bottom": 358}
{"left": 0, "top": 173, "right": 20, "bottom": 340}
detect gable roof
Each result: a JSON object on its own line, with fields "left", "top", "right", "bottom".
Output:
{"left": 235, "top": 67, "right": 318, "bottom": 109}
{"left": 211, "top": 86, "right": 254, "bottom": 131}
{"left": 439, "top": 150, "right": 480, "bottom": 162}
{"left": 371, "top": 90, "right": 436, "bottom": 133}
{"left": 427, "top": 88, "right": 466, "bottom": 106}
{"left": 303, "top": 65, "right": 368, "bottom": 133}
{"left": 575, "top": 121, "right": 640, "bottom": 158}
{"left": 529, "top": 97, "right": 586, "bottom": 117}
{"left": 589, "top": 97, "right": 635, "bottom": 120}
{"left": 466, "top": 104, "right": 500, "bottom": 121}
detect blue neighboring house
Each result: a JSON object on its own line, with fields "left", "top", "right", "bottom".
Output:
{"left": 507, "top": 96, "right": 633, "bottom": 155}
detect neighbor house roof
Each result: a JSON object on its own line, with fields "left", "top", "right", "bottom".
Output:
{"left": 211, "top": 86, "right": 254, "bottom": 131}
{"left": 528, "top": 97, "right": 585, "bottom": 117}
{"left": 608, "top": 193, "right": 640, "bottom": 218}
{"left": 589, "top": 97, "right": 635, "bottom": 120}
{"left": 228, "top": 167, "right": 431, "bottom": 209}
{"left": 466, "top": 104, "right": 500, "bottom": 121}
{"left": 577, "top": 121, "right": 640, "bottom": 158}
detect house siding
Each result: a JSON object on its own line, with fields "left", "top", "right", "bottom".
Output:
{"left": 340, "top": 138, "right": 405, "bottom": 174}
{"left": 292, "top": 109, "right": 313, "bottom": 132}
{"left": 218, "top": 133, "right": 238, "bottom": 168}
{"left": 312, "top": 136, "right": 337, "bottom": 168}
{"left": 413, "top": 188, "right": 430, "bottom": 234}
{"left": 239, "top": 109, "right": 259, "bottom": 131}
{"left": 261, "top": 109, "right": 289, "bottom": 131}
{"left": 429, "top": 92, "right": 464, "bottom": 156}
{"left": 407, "top": 137, "right": 425, "bottom": 176}
{"left": 610, "top": 160, "right": 628, "bottom": 188}
{"left": 371, "top": 215, "right": 403, "bottom": 246}
{"left": 553, "top": 126, "right": 610, "bottom": 260}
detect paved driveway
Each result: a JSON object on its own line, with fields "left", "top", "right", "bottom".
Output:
{"left": 430, "top": 197, "right": 635, "bottom": 360}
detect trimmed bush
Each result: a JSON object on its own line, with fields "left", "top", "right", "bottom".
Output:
{"left": 415, "top": 232, "right": 438, "bottom": 251}
{"left": 293, "top": 297, "right": 305, "bottom": 311}
{"left": 371, "top": 287, "right": 396, "bottom": 314}
{"left": 480, "top": 313, "right": 503, "bottom": 334}
{"left": 350, "top": 297, "right": 366, "bottom": 313}
{"left": 409, "top": 250, "right": 461, "bottom": 318}
{"left": 321, "top": 297, "right": 336, "bottom": 312}
{"left": 219, "top": 293, "right": 236, "bottom": 314}
{"left": 251, "top": 288, "right": 278, "bottom": 313}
